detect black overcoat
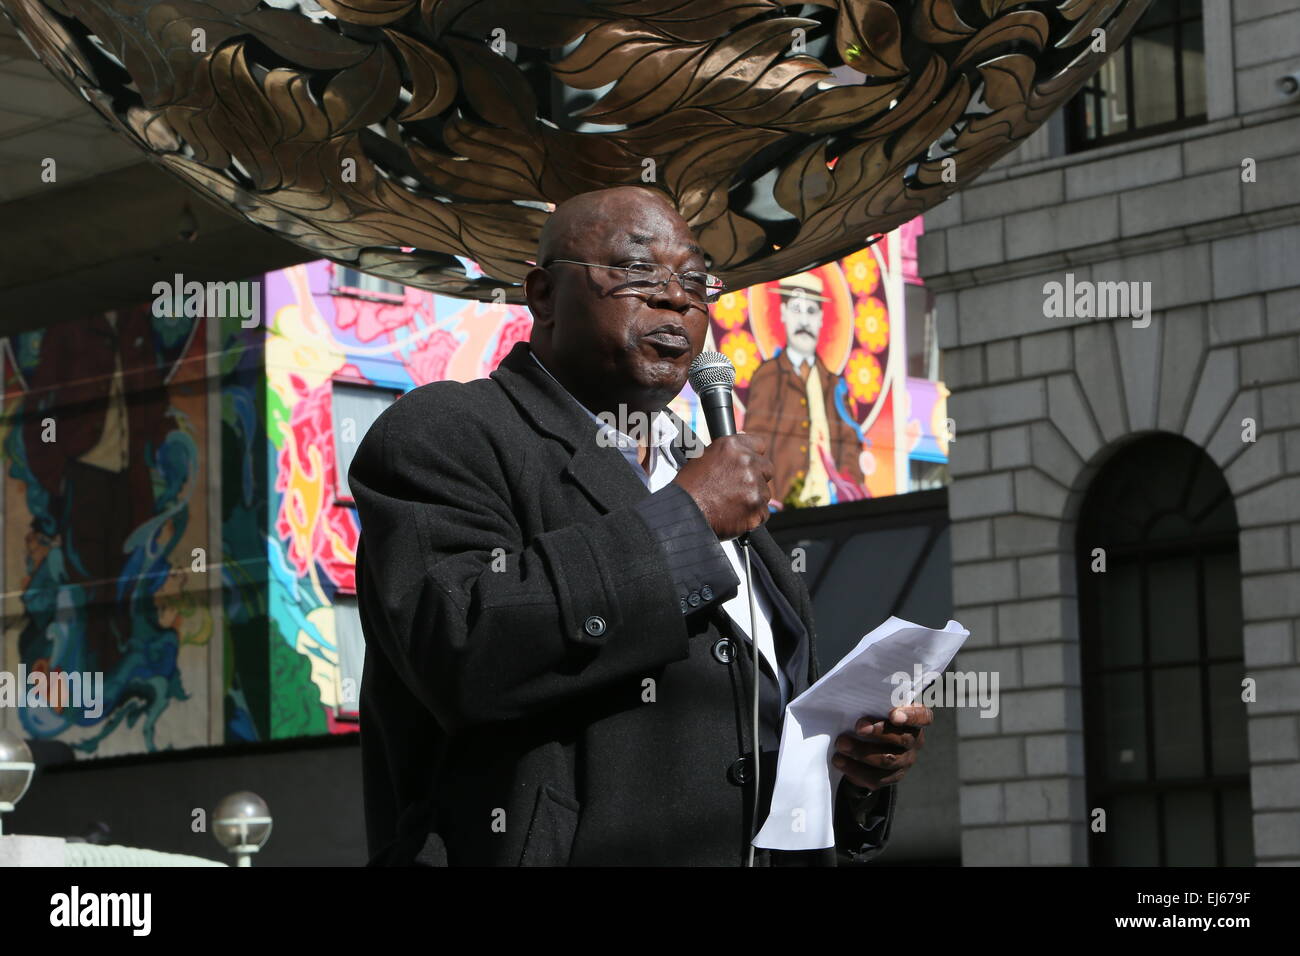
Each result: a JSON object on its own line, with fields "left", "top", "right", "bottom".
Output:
{"left": 348, "top": 342, "right": 897, "bottom": 865}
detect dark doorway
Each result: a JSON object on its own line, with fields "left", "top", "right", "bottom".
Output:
{"left": 1076, "top": 434, "right": 1253, "bottom": 865}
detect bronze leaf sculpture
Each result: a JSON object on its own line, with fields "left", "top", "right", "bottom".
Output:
{"left": 0, "top": 0, "right": 1151, "bottom": 300}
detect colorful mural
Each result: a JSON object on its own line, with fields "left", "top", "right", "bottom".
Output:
{"left": 0, "top": 307, "right": 272, "bottom": 756}
{"left": 260, "top": 261, "right": 534, "bottom": 738}
{"left": 0, "top": 305, "right": 219, "bottom": 756}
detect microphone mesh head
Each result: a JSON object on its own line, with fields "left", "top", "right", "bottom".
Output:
{"left": 688, "top": 351, "right": 736, "bottom": 392}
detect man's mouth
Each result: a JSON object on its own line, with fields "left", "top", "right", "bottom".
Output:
{"left": 642, "top": 324, "right": 691, "bottom": 355}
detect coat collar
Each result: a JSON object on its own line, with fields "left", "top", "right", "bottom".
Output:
{"left": 491, "top": 342, "right": 600, "bottom": 453}
{"left": 491, "top": 342, "right": 655, "bottom": 515}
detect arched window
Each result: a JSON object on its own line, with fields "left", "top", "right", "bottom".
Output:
{"left": 1076, "top": 434, "right": 1253, "bottom": 865}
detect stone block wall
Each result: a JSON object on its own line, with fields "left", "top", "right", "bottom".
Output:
{"left": 919, "top": 0, "right": 1300, "bottom": 865}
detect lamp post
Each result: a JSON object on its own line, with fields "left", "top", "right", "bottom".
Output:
{"left": 0, "top": 731, "right": 35, "bottom": 837}
{"left": 212, "top": 791, "right": 272, "bottom": 867}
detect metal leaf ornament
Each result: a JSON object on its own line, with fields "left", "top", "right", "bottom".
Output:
{"left": 0, "top": 0, "right": 1151, "bottom": 300}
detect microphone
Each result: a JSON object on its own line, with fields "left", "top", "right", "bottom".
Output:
{"left": 687, "top": 351, "right": 745, "bottom": 545}
{"left": 687, "top": 350, "right": 738, "bottom": 439}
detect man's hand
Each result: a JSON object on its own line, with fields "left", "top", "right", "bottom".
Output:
{"left": 832, "top": 705, "right": 932, "bottom": 791}
{"left": 673, "top": 433, "right": 774, "bottom": 540}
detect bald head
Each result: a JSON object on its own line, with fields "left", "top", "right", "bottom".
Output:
{"left": 537, "top": 187, "right": 702, "bottom": 266}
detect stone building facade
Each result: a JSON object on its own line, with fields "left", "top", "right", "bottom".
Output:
{"left": 918, "top": 0, "right": 1300, "bottom": 865}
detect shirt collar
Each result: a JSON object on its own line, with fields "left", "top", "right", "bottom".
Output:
{"left": 787, "top": 348, "right": 814, "bottom": 371}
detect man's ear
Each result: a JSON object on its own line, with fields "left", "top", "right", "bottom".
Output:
{"left": 524, "top": 266, "right": 554, "bottom": 327}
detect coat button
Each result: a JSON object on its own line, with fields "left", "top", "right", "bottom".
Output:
{"left": 711, "top": 638, "right": 735, "bottom": 664}
{"left": 701, "top": 585, "right": 714, "bottom": 601}
{"left": 583, "top": 615, "right": 606, "bottom": 637}
{"left": 727, "top": 756, "right": 751, "bottom": 786}
{"left": 687, "top": 590, "right": 701, "bottom": 607}
{"left": 680, "top": 597, "right": 688, "bottom": 614}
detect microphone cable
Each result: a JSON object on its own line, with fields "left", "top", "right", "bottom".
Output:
{"left": 742, "top": 537, "right": 760, "bottom": 868}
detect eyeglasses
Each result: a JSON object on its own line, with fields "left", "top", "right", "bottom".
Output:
{"left": 545, "top": 259, "right": 726, "bottom": 305}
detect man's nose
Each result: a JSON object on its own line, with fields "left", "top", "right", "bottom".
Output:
{"left": 648, "top": 276, "right": 692, "bottom": 312}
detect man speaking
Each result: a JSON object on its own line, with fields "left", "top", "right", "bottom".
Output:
{"left": 348, "top": 186, "right": 932, "bottom": 866}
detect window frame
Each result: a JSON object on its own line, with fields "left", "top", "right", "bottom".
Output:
{"left": 330, "top": 376, "right": 403, "bottom": 508}
{"left": 332, "top": 594, "right": 365, "bottom": 721}
{"left": 1065, "top": 0, "right": 1207, "bottom": 153}
{"left": 903, "top": 279, "right": 941, "bottom": 382}
{"left": 330, "top": 266, "right": 407, "bottom": 304}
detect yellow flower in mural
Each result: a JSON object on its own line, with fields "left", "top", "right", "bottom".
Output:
{"left": 711, "top": 290, "right": 748, "bottom": 329}
{"left": 854, "top": 297, "right": 889, "bottom": 353}
{"left": 844, "top": 250, "right": 880, "bottom": 296}
{"left": 846, "top": 349, "right": 883, "bottom": 405}
{"left": 720, "top": 329, "right": 761, "bottom": 387}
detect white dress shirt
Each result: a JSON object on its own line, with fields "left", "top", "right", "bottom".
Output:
{"left": 530, "top": 351, "right": 791, "bottom": 709}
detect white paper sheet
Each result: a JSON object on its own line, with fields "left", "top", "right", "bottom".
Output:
{"left": 753, "top": 616, "right": 969, "bottom": 851}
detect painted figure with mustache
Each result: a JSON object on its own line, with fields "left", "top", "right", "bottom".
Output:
{"left": 745, "top": 271, "right": 862, "bottom": 507}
